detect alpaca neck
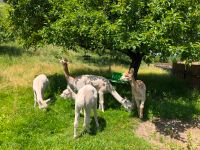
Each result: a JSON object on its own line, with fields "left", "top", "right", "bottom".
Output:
{"left": 63, "top": 64, "right": 70, "bottom": 78}
{"left": 110, "top": 90, "right": 124, "bottom": 104}
{"left": 130, "top": 76, "right": 137, "bottom": 88}
{"left": 34, "top": 89, "right": 43, "bottom": 102}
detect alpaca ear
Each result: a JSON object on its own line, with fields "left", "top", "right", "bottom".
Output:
{"left": 59, "top": 57, "right": 64, "bottom": 63}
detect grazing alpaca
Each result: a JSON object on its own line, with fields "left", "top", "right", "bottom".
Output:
{"left": 33, "top": 74, "right": 51, "bottom": 109}
{"left": 64, "top": 85, "right": 99, "bottom": 138}
{"left": 60, "top": 58, "right": 133, "bottom": 112}
{"left": 120, "top": 68, "right": 146, "bottom": 118}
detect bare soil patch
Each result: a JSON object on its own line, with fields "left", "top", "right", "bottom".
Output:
{"left": 135, "top": 118, "right": 200, "bottom": 149}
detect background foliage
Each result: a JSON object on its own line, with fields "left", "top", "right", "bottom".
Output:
{"left": 0, "top": 3, "right": 13, "bottom": 43}
{"left": 8, "top": 0, "right": 200, "bottom": 63}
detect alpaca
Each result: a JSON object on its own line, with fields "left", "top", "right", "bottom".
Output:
{"left": 33, "top": 74, "right": 51, "bottom": 109}
{"left": 120, "top": 68, "right": 146, "bottom": 118}
{"left": 60, "top": 58, "right": 133, "bottom": 112}
{"left": 65, "top": 85, "right": 99, "bottom": 138}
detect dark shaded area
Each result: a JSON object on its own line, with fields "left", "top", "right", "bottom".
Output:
{"left": 77, "top": 54, "right": 130, "bottom": 67}
{"left": 46, "top": 73, "right": 67, "bottom": 105}
{"left": 0, "top": 45, "right": 24, "bottom": 56}
{"left": 77, "top": 117, "right": 106, "bottom": 138}
{"left": 47, "top": 73, "right": 67, "bottom": 93}
{"left": 140, "top": 73, "right": 200, "bottom": 120}
{"left": 152, "top": 118, "right": 200, "bottom": 142}
{"left": 103, "top": 82, "right": 132, "bottom": 111}
{"left": 89, "top": 117, "right": 106, "bottom": 135}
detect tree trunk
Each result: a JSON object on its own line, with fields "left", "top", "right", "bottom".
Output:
{"left": 128, "top": 52, "right": 143, "bottom": 79}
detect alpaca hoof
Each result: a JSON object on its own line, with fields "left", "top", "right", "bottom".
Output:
{"left": 99, "top": 108, "right": 104, "bottom": 112}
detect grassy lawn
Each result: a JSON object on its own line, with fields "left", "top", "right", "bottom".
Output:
{"left": 0, "top": 43, "right": 200, "bottom": 149}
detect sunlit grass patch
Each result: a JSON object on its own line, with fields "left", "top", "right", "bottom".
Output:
{"left": 139, "top": 64, "right": 168, "bottom": 75}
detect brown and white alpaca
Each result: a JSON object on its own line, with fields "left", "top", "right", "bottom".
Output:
{"left": 120, "top": 68, "right": 146, "bottom": 118}
{"left": 60, "top": 58, "right": 133, "bottom": 112}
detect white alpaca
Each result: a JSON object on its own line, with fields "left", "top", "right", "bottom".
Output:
{"left": 33, "top": 74, "right": 51, "bottom": 109}
{"left": 120, "top": 69, "right": 146, "bottom": 118}
{"left": 60, "top": 58, "right": 133, "bottom": 112}
{"left": 63, "top": 85, "right": 99, "bottom": 138}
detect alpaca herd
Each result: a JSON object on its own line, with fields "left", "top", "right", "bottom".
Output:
{"left": 33, "top": 57, "right": 146, "bottom": 138}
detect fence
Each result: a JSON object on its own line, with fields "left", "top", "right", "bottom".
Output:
{"left": 172, "top": 63, "right": 200, "bottom": 89}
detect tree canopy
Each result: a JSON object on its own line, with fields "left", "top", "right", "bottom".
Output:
{"left": 0, "top": 2, "right": 13, "bottom": 43}
{"left": 9, "top": 0, "right": 200, "bottom": 77}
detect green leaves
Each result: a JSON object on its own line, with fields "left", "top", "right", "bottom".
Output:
{"left": 0, "top": 3, "right": 13, "bottom": 43}
{"left": 7, "top": 0, "right": 200, "bottom": 62}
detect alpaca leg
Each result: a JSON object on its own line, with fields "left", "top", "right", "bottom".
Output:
{"left": 74, "top": 107, "right": 80, "bottom": 138}
{"left": 83, "top": 109, "right": 86, "bottom": 127}
{"left": 131, "top": 94, "right": 136, "bottom": 109}
{"left": 83, "top": 109, "right": 91, "bottom": 133}
{"left": 139, "top": 101, "right": 145, "bottom": 119}
{"left": 135, "top": 99, "right": 140, "bottom": 117}
{"left": 98, "top": 91, "right": 104, "bottom": 112}
{"left": 33, "top": 91, "right": 37, "bottom": 107}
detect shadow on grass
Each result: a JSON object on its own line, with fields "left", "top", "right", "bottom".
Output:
{"left": 77, "top": 117, "right": 107, "bottom": 138}
{"left": 90, "top": 116, "right": 107, "bottom": 135}
{"left": 0, "top": 45, "right": 24, "bottom": 56}
{"left": 131, "top": 73, "right": 200, "bottom": 143}
{"left": 77, "top": 54, "right": 130, "bottom": 67}
{"left": 139, "top": 73, "right": 200, "bottom": 121}
{"left": 152, "top": 118, "right": 200, "bottom": 142}
{"left": 46, "top": 73, "right": 67, "bottom": 105}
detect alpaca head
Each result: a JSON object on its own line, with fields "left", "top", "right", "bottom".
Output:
{"left": 122, "top": 98, "right": 133, "bottom": 112}
{"left": 60, "top": 88, "right": 73, "bottom": 99}
{"left": 59, "top": 57, "right": 69, "bottom": 66}
{"left": 120, "top": 68, "right": 134, "bottom": 81}
{"left": 38, "top": 100, "right": 48, "bottom": 109}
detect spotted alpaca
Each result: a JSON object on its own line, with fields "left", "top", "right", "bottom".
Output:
{"left": 60, "top": 58, "right": 133, "bottom": 112}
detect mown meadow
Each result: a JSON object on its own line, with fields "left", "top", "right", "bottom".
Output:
{"left": 0, "top": 43, "right": 200, "bottom": 150}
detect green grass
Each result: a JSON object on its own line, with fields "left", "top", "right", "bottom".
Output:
{"left": 0, "top": 87, "right": 151, "bottom": 149}
{"left": 0, "top": 43, "right": 199, "bottom": 149}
